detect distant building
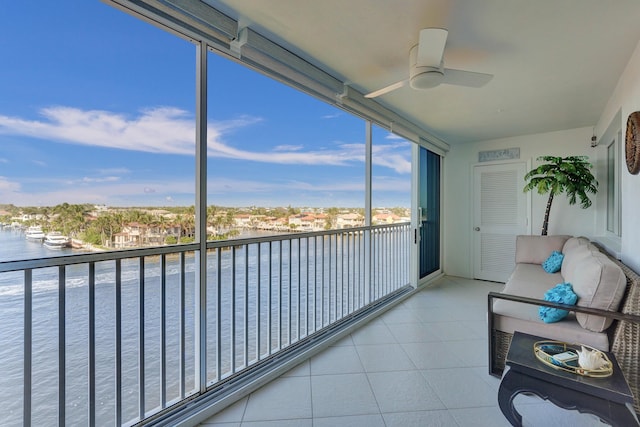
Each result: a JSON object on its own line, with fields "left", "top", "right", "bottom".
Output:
{"left": 233, "top": 214, "right": 252, "bottom": 228}
{"left": 113, "top": 222, "right": 181, "bottom": 248}
{"left": 372, "top": 213, "right": 401, "bottom": 224}
{"left": 336, "top": 213, "right": 364, "bottom": 228}
{"left": 287, "top": 212, "right": 330, "bottom": 231}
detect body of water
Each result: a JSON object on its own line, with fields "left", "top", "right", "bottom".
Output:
{"left": 0, "top": 227, "right": 78, "bottom": 261}
{"left": 0, "top": 226, "right": 385, "bottom": 426}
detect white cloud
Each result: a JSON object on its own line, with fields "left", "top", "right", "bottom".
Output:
{"left": 71, "top": 168, "right": 130, "bottom": 185}
{"left": 0, "top": 106, "right": 196, "bottom": 155}
{"left": 0, "top": 176, "right": 20, "bottom": 192}
{"left": 0, "top": 179, "right": 195, "bottom": 207}
{"left": 207, "top": 177, "right": 365, "bottom": 194}
{"left": 371, "top": 142, "right": 411, "bottom": 174}
{"left": 0, "top": 172, "right": 409, "bottom": 207}
{"left": 206, "top": 132, "right": 363, "bottom": 166}
{"left": 372, "top": 175, "right": 410, "bottom": 192}
{"left": 385, "top": 132, "right": 407, "bottom": 141}
{"left": 331, "top": 141, "right": 411, "bottom": 174}
{"left": 273, "top": 144, "right": 303, "bottom": 151}
{"left": 0, "top": 106, "right": 412, "bottom": 174}
{"left": 96, "top": 167, "right": 131, "bottom": 175}
{"left": 374, "top": 153, "right": 411, "bottom": 174}
{"left": 0, "top": 158, "right": 8, "bottom": 163}
{"left": 81, "top": 176, "right": 120, "bottom": 183}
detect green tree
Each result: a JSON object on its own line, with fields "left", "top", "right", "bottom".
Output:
{"left": 250, "top": 206, "right": 268, "bottom": 216}
{"left": 124, "top": 209, "right": 153, "bottom": 225}
{"left": 206, "top": 205, "right": 228, "bottom": 235}
{"left": 52, "top": 203, "right": 90, "bottom": 236}
{"left": 523, "top": 156, "right": 598, "bottom": 236}
{"left": 82, "top": 228, "right": 103, "bottom": 246}
{"left": 325, "top": 207, "right": 339, "bottom": 230}
{"left": 223, "top": 210, "right": 235, "bottom": 230}
{"left": 86, "top": 212, "right": 122, "bottom": 246}
{"left": 155, "top": 214, "right": 170, "bottom": 243}
{"left": 177, "top": 210, "right": 195, "bottom": 242}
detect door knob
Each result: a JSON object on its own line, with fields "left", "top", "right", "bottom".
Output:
{"left": 474, "top": 227, "right": 480, "bottom": 231}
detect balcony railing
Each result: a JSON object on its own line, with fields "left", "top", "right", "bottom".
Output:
{"left": 0, "top": 222, "right": 411, "bottom": 426}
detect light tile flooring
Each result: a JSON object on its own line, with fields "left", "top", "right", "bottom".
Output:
{"left": 200, "top": 276, "right": 609, "bottom": 427}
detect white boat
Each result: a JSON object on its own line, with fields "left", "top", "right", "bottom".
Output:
{"left": 25, "top": 226, "right": 45, "bottom": 242}
{"left": 43, "top": 231, "right": 70, "bottom": 249}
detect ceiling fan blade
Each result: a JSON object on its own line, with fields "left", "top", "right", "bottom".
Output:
{"left": 442, "top": 68, "right": 493, "bottom": 88}
{"left": 416, "top": 28, "right": 448, "bottom": 67}
{"left": 364, "top": 80, "right": 407, "bottom": 98}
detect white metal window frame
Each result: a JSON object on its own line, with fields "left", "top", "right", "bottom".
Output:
{"left": 600, "top": 112, "right": 622, "bottom": 240}
{"left": 106, "top": 0, "right": 450, "bottom": 156}
{"left": 93, "top": 3, "right": 447, "bottom": 424}
{"left": 106, "top": 0, "right": 448, "bottom": 288}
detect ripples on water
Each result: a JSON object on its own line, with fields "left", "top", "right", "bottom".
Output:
{"left": 0, "top": 230, "right": 214, "bottom": 425}
{"left": 0, "top": 228, "right": 327, "bottom": 426}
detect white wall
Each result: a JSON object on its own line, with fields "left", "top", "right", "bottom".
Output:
{"left": 595, "top": 39, "right": 640, "bottom": 273}
{"left": 444, "top": 127, "right": 599, "bottom": 279}
{"left": 444, "top": 38, "right": 640, "bottom": 278}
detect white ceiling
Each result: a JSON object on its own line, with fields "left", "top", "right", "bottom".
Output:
{"left": 205, "top": 0, "right": 640, "bottom": 145}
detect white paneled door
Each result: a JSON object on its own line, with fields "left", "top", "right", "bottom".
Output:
{"left": 473, "top": 162, "right": 529, "bottom": 282}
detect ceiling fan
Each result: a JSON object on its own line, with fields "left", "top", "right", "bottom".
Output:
{"left": 365, "top": 28, "right": 493, "bottom": 98}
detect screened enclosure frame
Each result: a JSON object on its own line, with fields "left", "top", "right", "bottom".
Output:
{"left": 0, "top": 1, "right": 448, "bottom": 425}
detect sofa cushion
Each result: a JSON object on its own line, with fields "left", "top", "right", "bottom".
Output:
{"left": 561, "top": 236, "right": 591, "bottom": 254}
{"left": 572, "top": 252, "right": 627, "bottom": 332}
{"left": 493, "top": 263, "right": 611, "bottom": 351}
{"left": 542, "top": 251, "right": 564, "bottom": 273}
{"left": 539, "top": 282, "right": 578, "bottom": 323}
{"left": 496, "top": 264, "right": 563, "bottom": 319}
{"left": 494, "top": 313, "right": 610, "bottom": 351}
{"left": 515, "top": 235, "right": 571, "bottom": 264}
{"left": 561, "top": 242, "right": 596, "bottom": 285}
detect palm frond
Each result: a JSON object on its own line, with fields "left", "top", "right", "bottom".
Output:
{"left": 523, "top": 155, "right": 598, "bottom": 235}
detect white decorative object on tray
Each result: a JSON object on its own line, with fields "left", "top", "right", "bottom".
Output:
{"left": 577, "top": 346, "right": 608, "bottom": 370}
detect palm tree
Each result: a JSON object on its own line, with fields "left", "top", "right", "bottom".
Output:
{"left": 325, "top": 207, "right": 339, "bottom": 230}
{"left": 155, "top": 214, "right": 169, "bottom": 243}
{"left": 523, "top": 156, "right": 598, "bottom": 236}
{"left": 177, "top": 209, "right": 195, "bottom": 242}
{"left": 91, "top": 212, "right": 122, "bottom": 246}
{"left": 223, "top": 210, "right": 235, "bottom": 231}
{"left": 206, "top": 205, "right": 220, "bottom": 236}
{"left": 52, "top": 203, "right": 90, "bottom": 236}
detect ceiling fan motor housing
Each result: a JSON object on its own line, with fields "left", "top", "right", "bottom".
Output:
{"left": 409, "top": 44, "right": 444, "bottom": 89}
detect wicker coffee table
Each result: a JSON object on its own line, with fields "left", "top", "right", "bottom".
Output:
{"left": 498, "top": 331, "right": 639, "bottom": 426}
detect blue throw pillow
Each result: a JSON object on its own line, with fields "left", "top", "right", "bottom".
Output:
{"left": 539, "top": 282, "right": 578, "bottom": 323}
{"left": 542, "top": 250, "right": 564, "bottom": 273}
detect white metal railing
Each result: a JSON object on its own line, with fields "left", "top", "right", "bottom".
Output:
{"left": 0, "top": 223, "right": 410, "bottom": 426}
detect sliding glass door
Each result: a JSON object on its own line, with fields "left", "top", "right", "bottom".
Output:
{"left": 419, "top": 146, "right": 441, "bottom": 278}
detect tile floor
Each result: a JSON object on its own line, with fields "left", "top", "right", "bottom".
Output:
{"left": 200, "top": 276, "right": 609, "bottom": 426}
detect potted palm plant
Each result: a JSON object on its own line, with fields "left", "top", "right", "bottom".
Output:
{"left": 523, "top": 155, "right": 598, "bottom": 235}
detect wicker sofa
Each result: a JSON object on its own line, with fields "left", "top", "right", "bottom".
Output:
{"left": 488, "top": 235, "right": 640, "bottom": 416}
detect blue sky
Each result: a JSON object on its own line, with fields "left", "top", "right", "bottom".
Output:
{"left": 0, "top": 1, "right": 411, "bottom": 208}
